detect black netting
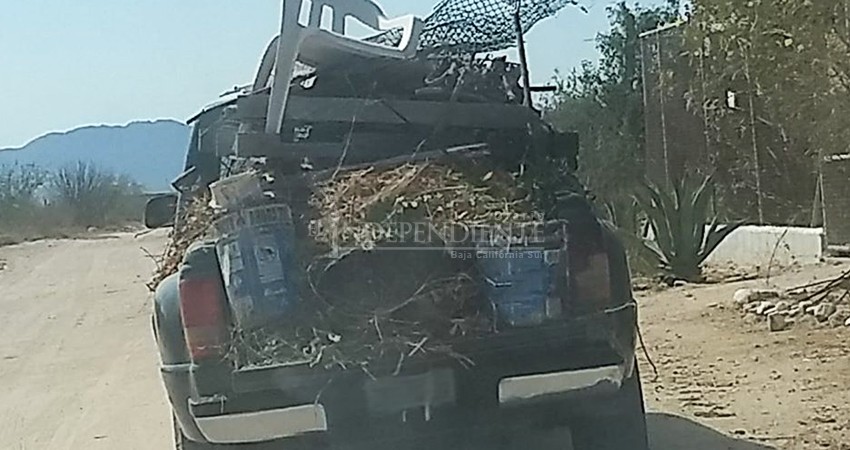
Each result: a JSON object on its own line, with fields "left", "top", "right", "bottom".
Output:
{"left": 368, "top": 0, "right": 575, "bottom": 54}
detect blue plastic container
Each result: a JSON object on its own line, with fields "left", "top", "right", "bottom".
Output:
{"left": 475, "top": 245, "right": 560, "bottom": 327}
{"left": 213, "top": 204, "right": 298, "bottom": 330}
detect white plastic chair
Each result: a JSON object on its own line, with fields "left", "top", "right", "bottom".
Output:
{"left": 260, "top": 0, "right": 424, "bottom": 134}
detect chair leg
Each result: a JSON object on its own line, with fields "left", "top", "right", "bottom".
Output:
{"left": 265, "top": 0, "right": 304, "bottom": 135}
{"left": 253, "top": 36, "right": 280, "bottom": 91}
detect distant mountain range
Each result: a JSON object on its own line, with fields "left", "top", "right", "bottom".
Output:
{"left": 0, "top": 120, "right": 191, "bottom": 192}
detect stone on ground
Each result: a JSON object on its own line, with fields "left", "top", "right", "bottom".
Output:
{"left": 734, "top": 288, "right": 781, "bottom": 306}
{"left": 814, "top": 303, "right": 837, "bottom": 322}
{"left": 768, "top": 313, "right": 790, "bottom": 332}
{"left": 755, "top": 301, "right": 775, "bottom": 316}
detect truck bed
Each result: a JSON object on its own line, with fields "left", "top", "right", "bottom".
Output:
{"left": 187, "top": 303, "right": 635, "bottom": 446}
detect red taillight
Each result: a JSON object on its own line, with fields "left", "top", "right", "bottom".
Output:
{"left": 570, "top": 250, "right": 612, "bottom": 306}
{"left": 179, "top": 278, "right": 228, "bottom": 361}
{"left": 566, "top": 222, "right": 613, "bottom": 310}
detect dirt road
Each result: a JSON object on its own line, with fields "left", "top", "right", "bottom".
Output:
{"left": 0, "top": 233, "right": 847, "bottom": 449}
{"left": 0, "top": 232, "right": 171, "bottom": 450}
{"left": 638, "top": 264, "right": 850, "bottom": 450}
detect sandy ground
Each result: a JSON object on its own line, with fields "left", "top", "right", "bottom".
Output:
{"left": 638, "top": 263, "right": 850, "bottom": 450}
{"left": 0, "top": 233, "right": 847, "bottom": 450}
{"left": 0, "top": 232, "right": 171, "bottom": 450}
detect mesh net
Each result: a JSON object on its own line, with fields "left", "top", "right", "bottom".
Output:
{"left": 422, "top": 0, "right": 575, "bottom": 53}
{"left": 368, "top": 0, "right": 575, "bottom": 54}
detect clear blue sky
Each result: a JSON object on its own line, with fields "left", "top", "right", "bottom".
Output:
{"left": 0, "top": 0, "right": 655, "bottom": 149}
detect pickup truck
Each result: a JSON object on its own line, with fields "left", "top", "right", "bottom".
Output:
{"left": 145, "top": 50, "right": 647, "bottom": 450}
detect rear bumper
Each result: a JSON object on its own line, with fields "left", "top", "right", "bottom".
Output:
{"left": 195, "top": 404, "right": 328, "bottom": 444}
{"left": 498, "top": 363, "right": 627, "bottom": 404}
{"left": 183, "top": 302, "right": 638, "bottom": 445}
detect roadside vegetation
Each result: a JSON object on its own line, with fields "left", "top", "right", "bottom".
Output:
{"left": 548, "top": 0, "right": 846, "bottom": 282}
{"left": 0, "top": 162, "right": 145, "bottom": 246}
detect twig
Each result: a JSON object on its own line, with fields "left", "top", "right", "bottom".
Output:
{"left": 787, "top": 278, "right": 840, "bottom": 293}
{"left": 381, "top": 278, "right": 435, "bottom": 316}
{"left": 637, "top": 323, "right": 659, "bottom": 382}
{"left": 372, "top": 315, "right": 383, "bottom": 342}
{"left": 748, "top": 435, "right": 795, "bottom": 441}
{"left": 140, "top": 246, "right": 162, "bottom": 275}
{"left": 329, "top": 100, "right": 363, "bottom": 181}
{"left": 355, "top": 164, "right": 427, "bottom": 216}
{"left": 795, "top": 270, "right": 850, "bottom": 303}
{"left": 313, "top": 377, "right": 335, "bottom": 405}
{"left": 309, "top": 345, "right": 325, "bottom": 368}
{"left": 329, "top": 76, "right": 375, "bottom": 181}
{"left": 407, "top": 337, "right": 429, "bottom": 357}
{"left": 765, "top": 228, "right": 790, "bottom": 284}
{"left": 133, "top": 229, "right": 156, "bottom": 239}
{"left": 302, "top": 145, "right": 490, "bottom": 184}
{"left": 441, "top": 347, "right": 475, "bottom": 369}
{"left": 393, "top": 351, "right": 405, "bottom": 376}
{"left": 360, "top": 364, "right": 377, "bottom": 381}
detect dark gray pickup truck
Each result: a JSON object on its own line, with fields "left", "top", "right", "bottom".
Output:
{"left": 145, "top": 32, "right": 647, "bottom": 450}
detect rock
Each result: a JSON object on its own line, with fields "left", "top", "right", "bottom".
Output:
{"left": 734, "top": 288, "right": 780, "bottom": 306}
{"left": 797, "top": 300, "right": 814, "bottom": 311}
{"left": 755, "top": 301, "right": 775, "bottom": 316}
{"left": 774, "top": 301, "right": 790, "bottom": 312}
{"left": 633, "top": 280, "right": 651, "bottom": 292}
{"left": 832, "top": 305, "right": 850, "bottom": 316}
{"left": 827, "top": 306, "right": 850, "bottom": 328}
{"left": 845, "top": 317, "right": 850, "bottom": 327}
{"left": 828, "top": 314, "right": 845, "bottom": 328}
{"left": 673, "top": 280, "right": 687, "bottom": 288}
{"left": 768, "top": 313, "right": 790, "bottom": 332}
{"left": 799, "top": 315, "right": 820, "bottom": 328}
{"left": 814, "top": 302, "right": 837, "bottom": 321}
{"left": 787, "top": 307, "right": 803, "bottom": 318}
{"left": 805, "top": 306, "right": 818, "bottom": 316}
{"left": 743, "top": 313, "right": 760, "bottom": 325}
{"left": 761, "top": 306, "right": 778, "bottom": 317}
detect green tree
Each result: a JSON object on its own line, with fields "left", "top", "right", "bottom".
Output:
{"left": 684, "top": 0, "right": 850, "bottom": 224}
{"left": 548, "top": 0, "right": 681, "bottom": 230}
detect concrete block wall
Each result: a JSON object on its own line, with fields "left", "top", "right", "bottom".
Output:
{"left": 705, "top": 226, "right": 825, "bottom": 269}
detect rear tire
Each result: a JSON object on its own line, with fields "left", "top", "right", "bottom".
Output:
{"left": 174, "top": 414, "right": 216, "bottom": 450}
{"left": 569, "top": 366, "right": 649, "bottom": 450}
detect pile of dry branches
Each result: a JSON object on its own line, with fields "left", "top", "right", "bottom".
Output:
{"left": 227, "top": 161, "right": 542, "bottom": 369}
{"left": 227, "top": 270, "right": 490, "bottom": 371}
{"left": 309, "top": 161, "right": 537, "bottom": 249}
{"left": 149, "top": 159, "right": 551, "bottom": 371}
{"left": 147, "top": 198, "right": 217, "bottom": 291}
{"left": 787, "top": 269, "right": 850, "bottom": 306}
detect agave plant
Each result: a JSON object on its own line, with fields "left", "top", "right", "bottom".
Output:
{"left": 635, "top": 175, "right": 742, "bottom": 282}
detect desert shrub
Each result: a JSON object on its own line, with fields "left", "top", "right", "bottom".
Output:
{"left": 49, "top": 162, "right": 144, "bottom": 228}
{"left": 635, "top": 175, "right": 743, "bottom": 282}
{"left": 0, "top": 164, "right": 49, "bottom": 229}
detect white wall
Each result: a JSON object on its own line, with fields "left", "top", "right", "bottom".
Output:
{"left": 705, "top": 226, "right": 825, "bottom": 269}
